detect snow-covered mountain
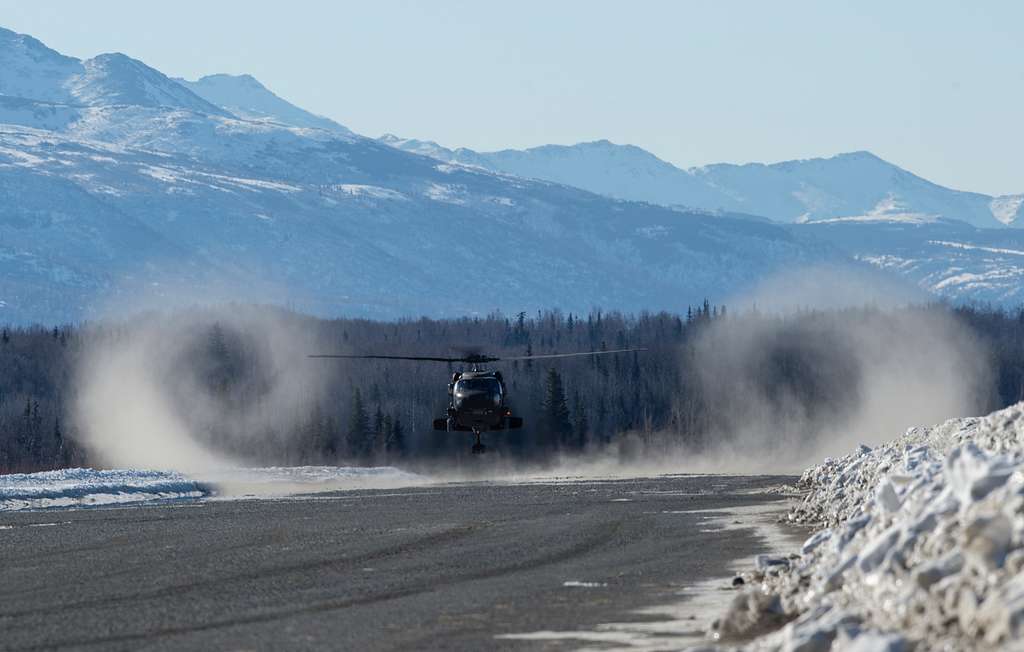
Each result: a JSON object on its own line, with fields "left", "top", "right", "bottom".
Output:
{"left": 72, "top": 54, "right": 231, "bottom": 116}
{"left": 380, "top": 137, "right": 1024, "bottom": 229}
{"left": 0, "top": 27, "right": 81, "bottom": 104}
{"left": 696, "top": 152, "right": 1022, "bottom": 229}
{"left": 0, "top": 26, "right": 846, "bottom": 324}
{"left": 178, "top": 74, "right": 352, "bottom": 135}
{"left": 1, "top": 25, "right": 1021, "bottom": 325}
{"left": 0, "top": 27, "right": 227, "bottom": 116}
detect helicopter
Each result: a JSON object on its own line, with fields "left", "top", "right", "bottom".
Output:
{"left": 309, "top": 348, "right": 644, "bottom": 454}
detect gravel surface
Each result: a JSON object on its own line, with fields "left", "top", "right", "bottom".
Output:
{"left": 0, "top": 473, "right": 795, "bottom": 651}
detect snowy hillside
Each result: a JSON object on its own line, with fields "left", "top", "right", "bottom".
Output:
{"left": 378, "top": 137, "right": 1024, "bottom": 303}
{"left": 178, "top": 74, "right": 352, "bottom": 135}
{"left": 381, "top": 137, "right": 1021, "bottom": 229}
{"left": 0, "top": 120, "right": 835, "bottom": 324}
{"left": 0, "top": 26, "right": 841, "bottom": 324}
{"left": 793, "top": 219, "right": 1024, "bottom": 306}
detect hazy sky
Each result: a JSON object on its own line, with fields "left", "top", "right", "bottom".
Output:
{"left": 2, "top": 1, "right": 1021, "bottom": 195}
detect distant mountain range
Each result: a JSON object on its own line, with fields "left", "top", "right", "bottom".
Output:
{"left": 0, "top": 25, "right": 1021, "bottom": 323}
{"left": 378, "top": 136, "right": 1023, "bottom": 229}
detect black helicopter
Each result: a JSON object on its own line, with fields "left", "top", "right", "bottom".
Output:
{"left": 309, "top": 348, "right": 644, "bottom": 454}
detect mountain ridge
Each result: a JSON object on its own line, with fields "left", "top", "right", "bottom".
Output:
{"left": 379, "top": 135, "right": 1023, "bottom": 228}
{"left": 0, "top": 27, "right": 229, "bottom": 118}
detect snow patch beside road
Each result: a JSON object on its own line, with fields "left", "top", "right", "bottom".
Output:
{"left": 202, "top": 465, "right": 427, "bottom": 497}
{"left": 0, "top": 468, "right": 207, "bottom": 511}
{"left": 709, "top": 402, "right": 1024, "bottom": 650}
{"left": 0, "top": 465, "right": 427, "bottom": 511}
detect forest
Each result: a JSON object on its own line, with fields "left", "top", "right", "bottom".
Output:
{"left": 1, "top": 302, "right": 1022, "bottom": 474}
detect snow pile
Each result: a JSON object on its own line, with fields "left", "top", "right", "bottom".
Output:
{"left": 0, "top": 468, "right": 208, "bottom": 511}
{"left": 708, "top": 402, "right": 1024, "bottom": 651}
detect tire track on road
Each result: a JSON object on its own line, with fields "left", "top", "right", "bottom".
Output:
{"left": 7, "top": 520, "right": 623, "bottom": 651}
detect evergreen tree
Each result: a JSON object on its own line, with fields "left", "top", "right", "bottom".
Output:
{"left": 18, "top": 399, "right": 42, "bottom": 466}
{"left": 541, "top": 368, "right": 572, "bottom": 446}
{"left": 207, "top": 323, "right": 232, "bottom": 396}
{"left": 593, "top": 339, "right": 609, "bottom": 376}
{"left": 373, "top": 405, "right": 386, "bottom": 456}
{"left": 571, "top": 391, "right": 588, "bottom": 449}
{"left": 595, "top": 397, "right": 609, "bottom": 444}
{"left": 346, "top": 388, "right": 370, "bottom": 459}
{"left": 515, "top": 311, "right": 528, "bottom": 344}
{"left": 323, "top": 414, "right": 340, "bottom": 460}
{"left": 53, "top": 416, "right": 64, "bottom": 466}
{"left": 305, "top": 401, "right": 327, "bottom": 463}
{"left": 18, "top": 398, "right": 34, "bottom": 465}
{"left": 386, "top": 416, "right": 407, "bottom": 456}
{"left": 382, "top": 415, "right": 394, "bottom": 454}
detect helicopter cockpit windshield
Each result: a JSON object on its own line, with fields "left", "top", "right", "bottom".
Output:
{"left": 453, "top": 377, "right": 502, "bottom": 407}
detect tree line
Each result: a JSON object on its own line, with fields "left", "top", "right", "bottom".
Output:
{"left": 0, "top": 302, "right": 1021, "bottom": 473}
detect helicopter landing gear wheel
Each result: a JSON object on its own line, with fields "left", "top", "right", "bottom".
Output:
{"left": 471, "top": 429, "right": 486, "bottom": 455}
{"left": 446, "top": 417, "right": 456, "bottom": 433}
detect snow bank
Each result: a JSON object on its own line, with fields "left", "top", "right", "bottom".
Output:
{"left": 0, "top": 468, "right": 207, "bottom": 511}
{"left": 708, "top": 402, "right": 1024, "bottom": 651}
{"left": 0, "top": 465, "right": 427, "bottom": 511}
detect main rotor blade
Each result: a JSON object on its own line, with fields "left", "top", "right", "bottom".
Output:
{"left": 308, "top": 354, "right": 465, "bottom": 363}
{"left": 500, "top": 347, "right": 647, "bottom": 361}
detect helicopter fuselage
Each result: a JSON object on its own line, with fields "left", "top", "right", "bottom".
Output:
{"left": 432, "top": 369, "right": 523, "bottom": 433}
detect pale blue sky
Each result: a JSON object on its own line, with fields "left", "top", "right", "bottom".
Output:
{"left": 2, "top": 1, "right": 1021, "bottom": 195}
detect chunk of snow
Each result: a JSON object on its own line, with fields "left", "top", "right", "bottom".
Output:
{"left": 874, "top": 479, "right": 901, "bottom": 513}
